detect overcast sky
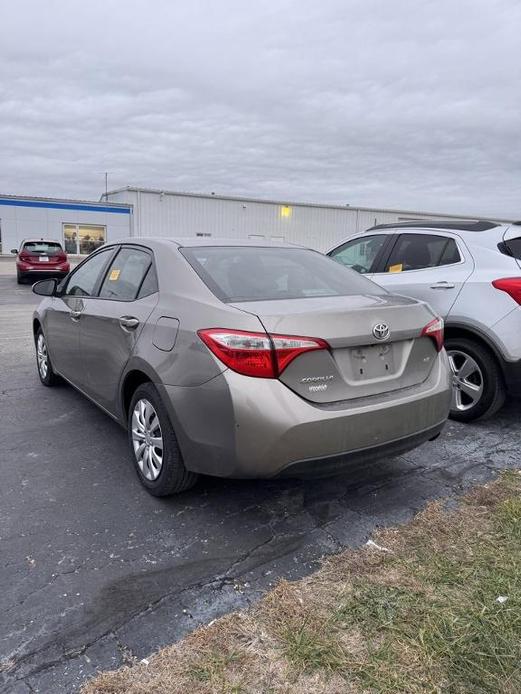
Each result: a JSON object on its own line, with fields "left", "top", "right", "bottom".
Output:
{"left": 1, "top": 0, "right": 520, "bottom": 217}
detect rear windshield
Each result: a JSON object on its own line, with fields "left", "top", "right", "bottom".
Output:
{"left": 180, "top": 246, "right": 386, "bottom": 302}
{"left": 23, "top": 241, "right": 62, "bottom": 255}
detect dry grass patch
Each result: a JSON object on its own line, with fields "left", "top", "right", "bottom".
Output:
{"left": 83, "top": 470, "right": 521, "bottom": 694}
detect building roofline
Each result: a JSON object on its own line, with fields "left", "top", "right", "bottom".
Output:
{"left": 1, "top": 192, "right": 132, "bottom": 208}
{"left": 101, "top": 186, "right": 514, "bottom": 224}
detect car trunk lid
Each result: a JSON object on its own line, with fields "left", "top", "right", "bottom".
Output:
{"left": 232, "top": 294, "right": 439, "bottom": 403}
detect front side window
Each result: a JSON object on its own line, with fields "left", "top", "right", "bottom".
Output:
{"left": 99, "top": 247, "right": 152, "bottom": 301}
{"left": 64, "top": 248, "right": 113, "bottom": 297}
{"left": 181, "top": 246, "right": 386, "bottom": 303}
{"left": 385, "top": 234, "right": 461, "bottom": 272}
{"left": 329, "top": 235, "right": 387, "bottom": 274}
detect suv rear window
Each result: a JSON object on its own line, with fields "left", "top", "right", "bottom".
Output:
{"left": 22, "top": 241, "right": 63, "bottom": 255}
{"left": 500, "top": 237, "right": 521, "bottom": 260}
{"left": 181, "top": 246, "right": 386, "bottom": 302}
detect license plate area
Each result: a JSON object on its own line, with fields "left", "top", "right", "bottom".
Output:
{"left": 349, "top": 343, "right": 397, "bottom": 381}
{"left": 39, "top": 256, "right": 49, "bottom": 262}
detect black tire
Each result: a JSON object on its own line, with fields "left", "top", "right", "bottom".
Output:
{"left": 35, "top": 328, "right": 60, "bottom": 386}
{"left": 446, "top": 337, "right": 506, "bottom": 422}
{"left": 128, "top": 382, "right": 198, "bottom": 496}
{"left": 17, "top": 271, "right": 25, "bottom": 284}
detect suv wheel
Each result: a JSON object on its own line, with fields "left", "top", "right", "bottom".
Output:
{"left": 35, "top": 329, "right": 59, "bottom": 386}
{"left": 446, "top": 338, "right": 505, "bottom": 422}
{"left": 128, "top": 383, "right": 198, "bottom": 496}
{"left": 17, "top": 271, "right": 25, "bottom": 284}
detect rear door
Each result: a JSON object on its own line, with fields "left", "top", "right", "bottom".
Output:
{"left": 45, "top": 248, "right": 115, "bottom": 383}
{"left": 78, "top": 245, "right": 159, "bottom": 413}
{"left": 371, "top": 232, "right": 474, "bottom": 318}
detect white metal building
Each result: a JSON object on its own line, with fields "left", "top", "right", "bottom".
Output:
{"left": 102, "top": 186, "right": 513, "bottom": 252}
{"left": 0, "top": 194, "right": 132, "bottom": 256}
{"left": 2, "top": 187, "right": 514, "bottom": 257}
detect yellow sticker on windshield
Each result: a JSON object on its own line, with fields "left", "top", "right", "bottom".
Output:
{"left": 388, "top": 263, "right": 403, "bottom": 273}
{"left": 109, "top": 269, "right": 120, "bottom": 281}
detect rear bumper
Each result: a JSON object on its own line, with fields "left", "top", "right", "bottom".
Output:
{"left": 18, "top": 266, "right": 69, "bottom": 276}
{"left": 275, "top": 423, "right": 444, "bottom": 479}
{"left": 160, "top": 351, "right": 451, "bottom": 479}
{"left": 16, "top": 263, "right": 71, "bottom": 275}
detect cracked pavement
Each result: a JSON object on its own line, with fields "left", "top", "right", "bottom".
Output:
{"left": 0, "top": 261, "right": 520, "bottom": 693}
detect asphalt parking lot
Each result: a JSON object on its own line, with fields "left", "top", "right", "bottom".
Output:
{"left": 1, "top": 258, "right": 520, "bottom": 693}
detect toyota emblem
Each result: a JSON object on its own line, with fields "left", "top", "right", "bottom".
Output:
{"left": 372, "top": 323, "right": 390, "bottom": 341}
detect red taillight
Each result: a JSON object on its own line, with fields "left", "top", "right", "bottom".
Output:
{"left": 270, "top": 333, "right": 329, "bottom": 373}
{"left": 18, "top": 252, "right": 30, "bottom": 262}
{"left": 197, "top": 328, "right": 329, "bottom": 378}
{"left": 421, "top": 317, "right": 444, "bottom": 352}
{"left": 492, "top": 278, "right": 521, "bottom": 305}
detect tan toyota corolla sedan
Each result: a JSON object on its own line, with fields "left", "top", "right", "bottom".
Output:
{"left": 32, "top": 238, "right": 451, "bottom": 495}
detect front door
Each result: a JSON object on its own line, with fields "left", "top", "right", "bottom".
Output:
{"left": 45, "top": 248, "right": 115, "bottom": 382}
{"left": 77, "top": 246, "right": 159, "bottom": 414}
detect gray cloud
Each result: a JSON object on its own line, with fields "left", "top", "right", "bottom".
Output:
{"left": 1, "top": 0, "right": 520, "bottom": 217}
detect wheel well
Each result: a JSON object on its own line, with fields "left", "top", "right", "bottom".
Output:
{"left": 444, "top": 326, "right": 502, "bottom": 366}
{"left": 122, "top": 370, "right": 151, "bottom": 416}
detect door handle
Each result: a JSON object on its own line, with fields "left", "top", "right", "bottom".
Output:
{"left": 430, "top": 282, "right": 455, "bottom": 289}
{"left": 70, "top": 310, "right": 82, "bottom": 321}
{"left": 119, "top": 316, "right": 140, "bottom": 330}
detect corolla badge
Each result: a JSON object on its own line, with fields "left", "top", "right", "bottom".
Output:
{"left": 372, "top": 323, "right": 390, "bottom": 341}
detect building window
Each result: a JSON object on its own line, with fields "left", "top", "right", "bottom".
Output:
{"left": 63, "top": 224, "right": 106, "bottom": 255}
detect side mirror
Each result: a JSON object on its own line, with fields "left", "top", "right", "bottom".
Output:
{"left": 10, "top": 249, "right": 17, "bottom": 255}
{"left": 32, "top": 278, "right": 58, "bottom": 297}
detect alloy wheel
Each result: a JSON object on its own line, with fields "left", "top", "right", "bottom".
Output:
{"left": 37, "top": 334, "right": 48, "bottom": 379}
{"left": 447, "top": 349, "right": 484, "bottom": 412}
{"left": 131, "top": 398, "right": 164, "bottom": 480}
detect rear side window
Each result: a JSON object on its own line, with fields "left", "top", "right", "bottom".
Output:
{"left": 180, "top": 246, "right": 386, "bottom": 302}
{"left": 384, "top": 234, "right": 461, "bottom": 272}
{"left": 137, "top": 264, "right": 159, "bottom": 298}
{"left": 22, "top": 241, "right": 62, "bottom": 256}
{"left": 329, "top": 235, "right": 387, "bottom": 274}
{"left": 499, "top": 237, "right": 521, "bottom": 260}
{"left": 99, "top": 247, "right": 153, "bottom": 301}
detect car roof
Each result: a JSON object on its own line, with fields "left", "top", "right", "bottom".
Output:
{"left": 365, "top": 220, "right": 501, "bottom": 233}
{"left": 111, "top": 237, "right": 303, "bottom": 249}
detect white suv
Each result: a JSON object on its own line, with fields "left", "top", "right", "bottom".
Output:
{"left": 328, "top": 220, "right": 521, "bottom": 422}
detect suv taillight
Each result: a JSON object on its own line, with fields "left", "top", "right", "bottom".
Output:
{"left": 198, "top": 328, "right": 329, "bottom": 378}
{"left": 421, "top": 317, "right": 444, "bottom": 352}
{"left": 492, "top": 278, "right": 521, "bottom": 305}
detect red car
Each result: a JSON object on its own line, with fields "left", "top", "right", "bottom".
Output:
{"left": 12, "top": 239, "right": 70, "bottom": 284}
